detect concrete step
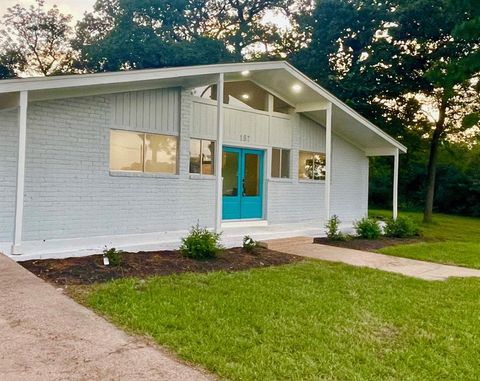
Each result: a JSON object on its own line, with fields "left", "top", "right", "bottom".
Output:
{"left": 259, "top": 236, "right": 313, "bottom": 250}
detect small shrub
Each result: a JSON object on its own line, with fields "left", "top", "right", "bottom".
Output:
{"left": 384, "top": 217, "right": 419, "bottom": 238}
{"left": 103, "top": 247, "right": 123, "bottom": 266}
{"left": 354, "top": 218, "right": 382, "bottom": 240}
{"left": 180, "top": 224, "right": 223, "bottom": 259}
{"left": 325, "top": 215, "right": 346, "bottom": 241}
{"left": 243, "top": 235, "right": 259, "bottom": 253}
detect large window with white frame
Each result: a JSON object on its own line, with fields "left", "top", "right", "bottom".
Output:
{"left": 189, "top": 138, "right": 215, "bottom": 175}
{"left": 110, "top": 130, "right": 177, "bottom": 174}
{"left": 298, "top": 151, "right": 326, "bottom": 181}
{"left": 271, "top": 148, "right": 290, "bottom": 178}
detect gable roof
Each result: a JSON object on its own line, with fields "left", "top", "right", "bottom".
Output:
{"left": 0, "top": 61, "right": 406, "bottom": 154}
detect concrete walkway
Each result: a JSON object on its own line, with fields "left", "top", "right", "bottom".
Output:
{"left": 0, "top": 254, "right": 211, "bottom": 381}
{"left": 264, "top": 237, "right": 480, "bottom": 281}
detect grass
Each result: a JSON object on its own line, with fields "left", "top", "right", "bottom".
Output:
{"left": 83, "top": 261, "right": 480, "bottom": 381}
{"left": 369, "top": 210, "right": 480, "bottom": 269}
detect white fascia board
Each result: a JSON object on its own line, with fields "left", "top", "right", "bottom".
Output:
{"left": 283, "top": 62, "right": 407, "bottom": 153}
{"left": 0, "top": 61, "right": 287, "bottom": 94}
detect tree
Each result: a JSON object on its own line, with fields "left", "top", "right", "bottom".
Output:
{"left": 202, "top": 0, "right": 297, "bottom": 59}
{"left": 292, "top": 0, "right": 480, "bottom": 222}
{"left": 73, "top": 0, "right": 302, "bottom": 70}
{"left": 0, "top": 0, "right": 75, "bottom": 76}
{"left": 73, "top": 0, "right": 233, "bottom": 71}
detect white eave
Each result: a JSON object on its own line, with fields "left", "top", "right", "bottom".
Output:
{"left": 0, "top": 61, "right": 407, "bottom": 154}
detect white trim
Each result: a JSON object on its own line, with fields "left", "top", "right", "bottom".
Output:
{"left": 0, "top": 61, "right": 406, "bottom": 153}
{"left": 221, "top": 220, "right": 268, "bottom": 228}
{"left": 214, "top": 73, "right": 224, "bottom": 233}
{"left": 12, "top": 91, "right": 28, "bottom": 255}
{"left": 393, "top": 148, "right": 399, "bottom": 220}
{"left": 0, "top": 62, "right": 286, "bottom": 93}
{"left": 365, "top": 147, "right": 398, "bottom": 156}
{"left": 325, "top": 102, "right": 333, "bottom": 220}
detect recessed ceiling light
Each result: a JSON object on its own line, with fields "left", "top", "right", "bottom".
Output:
{"left": 241, "top": 70, "right": 250, "bottom": 76}
{"left": 292, "top": 84, "right": 302, "bottom": 93}
{"left": 241, "top": 93, "right": 250, "bottom": 100}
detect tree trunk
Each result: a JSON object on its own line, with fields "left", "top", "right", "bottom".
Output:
{"left": 423, "top": 98, "right": 448, "bottom": 223}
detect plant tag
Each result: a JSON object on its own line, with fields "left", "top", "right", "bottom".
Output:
{"left": 103, "top": 256, "right": 109, "bottom": 266}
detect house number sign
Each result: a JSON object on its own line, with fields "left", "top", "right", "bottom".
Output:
{"left": 240, "top": 134, "right": 251, "bottom": 142}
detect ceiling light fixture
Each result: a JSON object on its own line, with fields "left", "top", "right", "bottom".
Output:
{"left": 292, "top": 84, "right": 302, "bottom": 93}
{"left": 241, "top": 70, "right": 251, "bottom": 76}
{"left": 241, "top": 93, "right": 250, "bottom": 100}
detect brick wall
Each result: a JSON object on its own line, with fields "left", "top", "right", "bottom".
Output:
{"left": 20, "top": 91, "right": 214, "bottom": 242}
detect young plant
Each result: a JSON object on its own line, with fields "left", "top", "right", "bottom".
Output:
{"left": 384, "top": 217, "right": 419, "bottom": 238}
{"left": 180, "top": 223, "right": 223, "bottom": 259}
{"left": 243, "top": 235, "right": 259, "bottom": 253}
{"left": 354, "top": 218, "right": 382, "bottom": 240}
{"left": 324, "top": 215, "right": 346, "bottom": 241}
{"left": 103, "top": 247, "right": 123, "bottom": 266}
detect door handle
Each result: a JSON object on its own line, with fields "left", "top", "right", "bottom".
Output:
{"left": 242, "top": 179, "right": 246, "bottom": 196}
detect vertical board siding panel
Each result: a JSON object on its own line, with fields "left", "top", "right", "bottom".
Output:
{"left": 115, "top": 94, "right": 123, "bottom": 126}
{"left": 191, "top": 101, "right": 217, "bottom": 139}
{"left": 161, "top": 89, "right": 168, "bottom": 132}
{"left": 149, "top": 90, "right": 156, "bottom": 130}
{"left": 299, "top": 115, "right": 325, "bottom": 152}
{"left": 155, "top": 90, "right": 162, "bottom": 131}
{"left": 136, "top": 91, "right": 143, "bottom": 129}
{"left": 130, "top": 92, "right": 137, "bottom": 129}
{"left": 270, "top": 116, "right": 293, "bottom": 148}
{"left": 109, "top": 88, "right": 180, "bottom": 134}
{"left": 170, "top": 90, "right": 178, "bottom": 134}
{"left": 123, "top": 92, "right": 130, "bottom": 126}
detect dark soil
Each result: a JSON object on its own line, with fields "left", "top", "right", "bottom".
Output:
{"left": 313, "top": 237, "right": 421, "bottom": 251}
{"left": 20, "top": 247, "right": 303, "bottom": 286}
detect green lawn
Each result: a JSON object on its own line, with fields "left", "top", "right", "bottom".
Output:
{"left": 369, "top": 210, "right": 480, "bottom": 269}
{"left": 85, "top": 261, "right": 480, "bottom": 381}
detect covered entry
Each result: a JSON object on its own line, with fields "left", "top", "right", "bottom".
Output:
{"left": 222, "top": 147, "right": 264, "bottom": 220}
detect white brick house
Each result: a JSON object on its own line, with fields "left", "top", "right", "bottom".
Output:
{"left": 0, "top": 62, "right": 406, "bottom": 259}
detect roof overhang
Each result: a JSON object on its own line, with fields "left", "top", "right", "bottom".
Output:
{"left": 0, "top": 61, "right": 406, "bottom": 154}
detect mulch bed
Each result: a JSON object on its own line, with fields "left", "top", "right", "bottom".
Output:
{"left": 20, "top": 247, "right": 303, "bottom": 286}
{"left": 313, "top": 237, "right": 421, "bottom": 251}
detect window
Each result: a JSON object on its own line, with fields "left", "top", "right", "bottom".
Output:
{"left": 192, "top": 81, "right": 293, "bottom": 114}
{"left": 298, "top": 151, "right": 326, "bottom": 180}
{"left": 273, "top": 97, "right": 293, "bottom": 114}
{"left": 271, "top": 148, "right": 290, "bottom": 179}
{"left": 189, "top": 139, "right": 215, "bottom": 175}
{"left": 110, "top": 130, "right": 177, "bottom": 174}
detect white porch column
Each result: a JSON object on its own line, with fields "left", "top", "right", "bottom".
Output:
{"left": 325, "top": 102, "right": 333, "bottom": 220}
{"left": 214, "top": 73, "right": 224, "bottom": 232}
{"left": 393, "top": 148, "right": 399, "bottom": 220}
{"left": 12, "top": 91, "right": 28, "bottom": 255}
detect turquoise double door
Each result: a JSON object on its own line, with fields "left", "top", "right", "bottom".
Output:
{"left": 222, "top": 147, "right": 264, "bottom": 220}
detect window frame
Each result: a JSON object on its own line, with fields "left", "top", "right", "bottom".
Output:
{"left": 189, "top": 138, "right": 216, "bottom": 176}
{"left": 271, "top": 148, "right": 291, "bottom": 179}
{"left": 298, "top": 150, "right": 326, "bottom": 181}
{"left": 109, "top": 129, "right": 178, "bottom": 175}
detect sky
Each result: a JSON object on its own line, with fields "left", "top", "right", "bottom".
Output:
{"left": 0, "top": 0, "right": 290, "bottom": 27}
{"left": 0, "top": 0, "right": 96, "bottom": 20}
